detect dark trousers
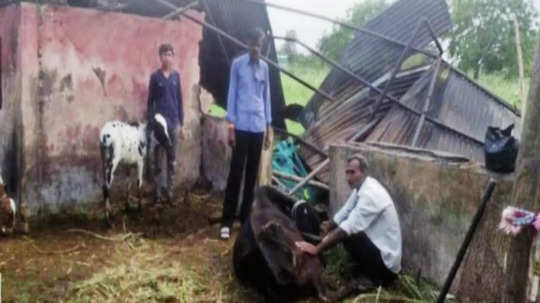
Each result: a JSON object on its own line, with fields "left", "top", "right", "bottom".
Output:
{"left": 221, "top": 130, "right": 264, "bottom": 228}
{"left": 343, "top": 232, "right": 397, "bottom": 286}
{"left": 152, "top": 127, "right": 179, "bottom": 200}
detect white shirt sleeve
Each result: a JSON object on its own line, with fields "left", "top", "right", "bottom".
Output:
{"left": 333, "top": 190, "right": 357, "bottom": 225}
{"left": 338, "top": 193, "right": 387, "bottom": 236}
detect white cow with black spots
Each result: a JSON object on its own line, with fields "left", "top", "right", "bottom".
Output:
{"left": 99, "top": 113, "right": 170, "bottom": 224}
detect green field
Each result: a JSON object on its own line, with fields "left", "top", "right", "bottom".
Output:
{"left": 475, "top": 72, "right": 527, "bottom": 110}
{"left": 281, "top": 63, "right": 330, "bottom": 135}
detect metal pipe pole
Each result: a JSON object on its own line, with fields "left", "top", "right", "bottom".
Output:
{"left": 167, "top": 8, "right": 338, "bottom": 104}
{"left": 288, "top": 119, "right": 379, "bottom": 195}
{"left": 161, "top": 0, "right": 199, "bottom": 20}
{"left": 241, "top": 0, "right": 438, "bottom": 59}
{"left": 425, "top": 19, "right": 444, "bottom": 55}
{"left": 200, "top": 0, "right": 230, "bottom": 64}
{"left": 162, "top": 1, "right": 484, "bottom": 148}
{"left": 412, "top": 57, "right": 442, "bottom": 146}
{"left": 273, "top": 171, "right": 329, "bottom": 190}
{"left": 273, "top": 35, "right": 406, "bottom": 106}
{"left": 269, "top": 35, "right": 481, "bottom": 145}
{"left": 369, "top": 19, "right": 424, "bottom": 120}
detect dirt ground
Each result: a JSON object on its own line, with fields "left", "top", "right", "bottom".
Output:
{"left": 0, "top": 187, "right": 440, "bottom": 303}
{"left": 0, "top": 187, "right": 265, "bottom": 302}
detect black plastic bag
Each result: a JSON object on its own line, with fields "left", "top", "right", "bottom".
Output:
{"left": 484, "top": 124, "right": 518, "bottom": 173}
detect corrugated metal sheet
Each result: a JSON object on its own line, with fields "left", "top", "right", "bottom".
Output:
{"left": 199, "top": 0, "right": 286, "bottom": 129}
{"left": 299, "top": 68, "right": 427, "bottom": 183}
{"left": 366, "top": 62, "right": 520, "bottom": 163}
{"left": 299, "top": 0, "right": 452, "bottom": 127}
{"left": 295, "top": 0, "right": 520, "bottom": 185}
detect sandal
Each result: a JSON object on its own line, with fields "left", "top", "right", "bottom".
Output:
{"left": 220, "top": 226, "right": 230, "bottom": 240}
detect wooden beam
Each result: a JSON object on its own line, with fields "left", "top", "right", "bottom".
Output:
{"left": 241, "top": 0, "right": 439, "bottom": 59}
{"left": 273, "top": 171, "right": 329, "bottom": 191}
{"left": 159, "top": 4, "right": 338, "bottom": 104}
{"left": 161, "top": 1, "right": 199, "bottom": 20}
{"left": 502, "top": 31, "right": 540, "bottom": 303}
{"left": 288, "top": 118, "right": 380, "bottom": 195}
{"left": 513, "top": 17, "right": 526, "bottom": 116}
{"left": 412, "top": 57, "right": 442, "bottom": 146}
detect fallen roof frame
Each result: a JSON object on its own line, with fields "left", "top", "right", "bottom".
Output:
{"left": 240, "top": 0, "right": 439, "bottom": 59}
{"left": 269, "top": 35, "right": 482, "bottom": 146}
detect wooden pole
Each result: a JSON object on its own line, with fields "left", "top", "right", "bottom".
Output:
{"left": 513, "top": 17, "right": 527, "bottom": 116}
{"left": 412, "top": 57, "right": 442, "bottom": 146}
{"left": 287, "top": 119, "right": 379, "bottom": 195}
{"left": 273, "top": 171, "right": 329, "bottom": 190}
{"left": 502, "top": 31, "right": 540, "bottom": 303}
{"left": 257, "top": 130, "right": 274, "bottom": 186}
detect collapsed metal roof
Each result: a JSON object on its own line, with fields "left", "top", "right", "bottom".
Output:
{"left": 296, "top": 0, "right": 521, "bottom": 184}
{"left": 299, "top": 0, "right": 453, "bottom": 127}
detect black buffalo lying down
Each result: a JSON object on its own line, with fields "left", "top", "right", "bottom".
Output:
{"left": 233, "top": 185, "right": 334, "bottom": 302}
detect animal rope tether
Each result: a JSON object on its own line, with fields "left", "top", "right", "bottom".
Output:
{"left": 498, "top": 206, "right": 540, "bottom": 236}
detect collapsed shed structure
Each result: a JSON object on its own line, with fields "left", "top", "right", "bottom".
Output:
{"left": 292, "top": 0, "right": 521, "bottom": 185}
{"left": 190, "top": 0, "right": 521, "bottom": 196}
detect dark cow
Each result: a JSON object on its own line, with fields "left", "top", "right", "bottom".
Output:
{"left": 233, "top": 185, "right": 332, "bottom": 302}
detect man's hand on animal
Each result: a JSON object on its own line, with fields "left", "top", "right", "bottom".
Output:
{"left": 296, "top": 241, "right": 318, "bottom": 255}
{"left": 320, "top": 220, "right": 331, "bottom": 236}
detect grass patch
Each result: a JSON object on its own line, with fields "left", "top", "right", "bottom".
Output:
{"left": 281, "top": 63, "right": 330, "bottom": 106}
{"left": 474, "top": 72, "right": 527, "bottom": 111}
{"left": 320, "top": 245, "right": 454, "bottom": 303}
{"left": 66, "top": 231, "right": 254, "bottom": 303}
{"left": 281, "top": 62, "right": 330, "bottom": 135}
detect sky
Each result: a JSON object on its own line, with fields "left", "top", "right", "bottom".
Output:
{"left": 268, "top": 0, "right": 360, "bottom": 53}
{"left": 268, "top": 0, "right": 540, "bottom": 54}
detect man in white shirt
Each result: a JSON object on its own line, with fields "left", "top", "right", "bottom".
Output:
{"left": 296, "top": 154, "right": 402, "bottom": 287}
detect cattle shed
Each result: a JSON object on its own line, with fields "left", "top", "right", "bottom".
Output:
{"left": 0, "top": 0, "right": 527, "bottom": 301}
{"left": 0, "top": 0, "right": 288, "bottom": 226}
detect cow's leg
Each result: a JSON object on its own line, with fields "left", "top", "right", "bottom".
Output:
{"left": 124, "top": 167, "right": 131, "bottom": 213}
{"left": 103, "top": 184, "right": 112, "bottom": 226}
{"left": 137, "top": 159, "right": 144, "bottom": 212}
{"left": 104, "top": 158, "right": 120, "bottom": 225}
{"left": 102, "top": 157, "right": 112, "bottom": 225}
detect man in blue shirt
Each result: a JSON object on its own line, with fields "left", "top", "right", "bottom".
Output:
{"left": 147, "top": 43, "right": 184, "bottom": 204}
{"left": 220, "top": 28, "right": 273, "bottom": 240}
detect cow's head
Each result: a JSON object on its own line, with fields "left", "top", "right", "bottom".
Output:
{"left": 0, "top": 176, "right": 16, "bottom": 235}
{"left": 149, "top": 113, "right": 172, "bottom": 147}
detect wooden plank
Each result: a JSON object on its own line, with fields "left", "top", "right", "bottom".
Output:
{"left": 257, "top": 129, "right": 274, "bottom": 186}
{"left": 273, "top": 171, "right": 329, "bottom": 190}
